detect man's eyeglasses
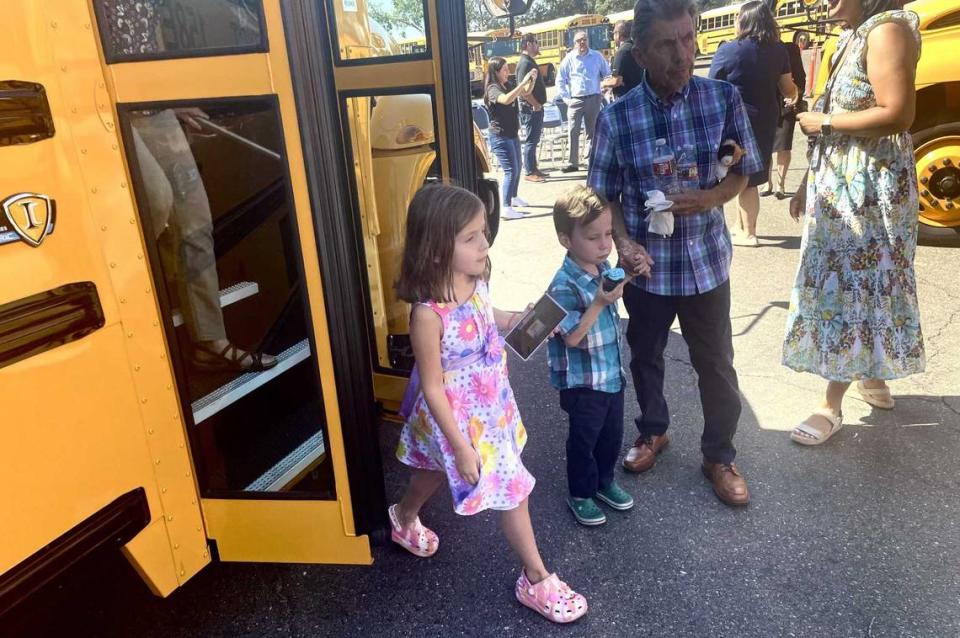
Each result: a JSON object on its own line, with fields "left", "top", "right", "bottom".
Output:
{"left": 575, "top": 38, "right": 586, "bottom": 43}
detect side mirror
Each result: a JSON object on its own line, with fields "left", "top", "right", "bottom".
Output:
{"left": 481, "top": 0, "right": 532, "bottom": 19}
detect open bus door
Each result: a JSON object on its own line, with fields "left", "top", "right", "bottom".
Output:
{"left": 1, "top": 0, "right": 498, "bottom": 610}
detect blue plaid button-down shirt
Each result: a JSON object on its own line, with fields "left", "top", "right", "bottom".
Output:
{"left": 547, "top": 256, "right": 624, "bottom": 393}
{"left": 587, "top": 74, "right": 762, "bottom": 296}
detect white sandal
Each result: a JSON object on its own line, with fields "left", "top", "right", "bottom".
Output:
{"left": 856, "top": 381, "right": 895, "bottom": 410}
{"left": 790, "top": 408, "right": 843, "bottom": 446}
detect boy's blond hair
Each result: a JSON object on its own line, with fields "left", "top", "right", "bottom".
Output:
{"left": 553, "top": 185, "right": 610, "bottom": 237}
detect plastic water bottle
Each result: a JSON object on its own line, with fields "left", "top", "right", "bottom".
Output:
{"left": 652, "top": 138, "right": 678, "bottom": 195}
{"left": 677, "top": 144, "right": 699, "bottom": 190}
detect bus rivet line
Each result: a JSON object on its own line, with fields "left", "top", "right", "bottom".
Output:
{"left": 101, "top": 225, "right": 107, "bottom": 231}
{"left": 192, "top": 501, "right": 197, "bottom": 506}
{"left": 80, "top": 148, "right": 87, "bottom": 154}
{"left": 180, "top": 570, "right": 185, "bottom": 576}
{"left": 91, "top": 187, "right": 98, "bottom": 193}
{"left": 145, "top": 287, "right": 151, "bottom": 293}
{"left": 137, "top": 253, "right": 143, "bottom": 259}
{"left": 174, "top": 543, "right": 179, "bottom": 549}
{"left": 166, "top": 384, "right": 172, "bottom": 390}
{"left": 167, "top": 515, "right": 174, "bottom": 522}
{"left": 160, "top": 353, "right": 166, "bottom": 359}
{"left": 120, "top": 297, "right": 126, "bottom": 304}
{"left": 129, "top": 218, "right": 135, "bottom": 224}
{"left": 106, "top": 121, "right": 115, "bottom": 129}
{"left": 127, "top": 332, "right": 134, "bottom": 338}
{"left": 196, "top": 527, "right": 201, "bottom": 532}
{"left": 84, "top": 23, "right": 91, "bottom": 30}
{"left": 121, "top": 182, "right": 127, "bottom": 188}
{"left": 50, "top": 21, "right": 57, "bottom": 28}
{"left": 155, "top": 459, "right": 161, "bottom": 465}
{"left": 202, "top": 551, "right": 208, "bottom": 558}
{"left": 71, "top": 107, "right": 77, "bottom": 114}
{"left": 186, "top": 472, "right": 191, "bottom": 478}
{"left": 134, "top": 365, "right": 141, "bottom": 372}
{"left": 112, "top": 144, "right": 118, "bottom": 151}
{"left": 110, "top": 262, "right": 116, "bottom": 268}
{"left": 161, "top": 487, "right": 166, "bottom": 493}
{"left": 141, "top": 397, "right": 148, "bottom": 403}
{"left": 155, "top": 322, "right": 160, "bottom": 328}
{"left": 60, "top": 66, "right": 67, "bottom": 72}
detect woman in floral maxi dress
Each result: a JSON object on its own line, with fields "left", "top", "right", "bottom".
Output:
{"left": 783, "top": 3, "right": 925, "bottom": 445}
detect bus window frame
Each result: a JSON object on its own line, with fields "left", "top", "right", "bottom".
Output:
{"left": 115, "top": 93, "right": 338, "bottom": 501}
{"left": 336, "top": 84, "right": 442, "bottom": 380}
{"left": 325, "top": 0, "right": 433, "bottom": 68}
{"left": 92, "top": 0, "right": 270, "bottom": 64}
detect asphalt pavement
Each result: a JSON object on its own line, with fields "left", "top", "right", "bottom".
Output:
{"left": 7, "top": 129, "right": 960, "bottom": 638}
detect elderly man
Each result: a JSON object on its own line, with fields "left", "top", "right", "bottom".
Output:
{"left": 587, "top": 0, "right": 761, "bottom": 506}
{"left": 557, "top": 30, "right": 610, "bottom": 173}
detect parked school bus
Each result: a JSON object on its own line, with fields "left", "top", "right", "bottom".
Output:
{"left": 696, "top": 0, "right": 833, "bottom": 55}
{"left": 812, "top": 0, "right": 960, "bottom": 244}
{"left": 0, "top": 0, "right": 497, "bottom": 615}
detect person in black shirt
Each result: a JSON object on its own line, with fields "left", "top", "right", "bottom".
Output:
{"left": 602, "top": 20, "right": 645, "bottom": 100}
{"left": 515, "top": 33, "right": 549, "bottom": 182}
{"left": 484, "top": 56, "right": 538, "bottom": 219}
{"left": 764, "top": 41, "right": 807, "bottom": 199}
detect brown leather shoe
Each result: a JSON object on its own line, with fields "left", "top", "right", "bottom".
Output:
{"left": 523, "top": 173, "right": 546, "bottom": 183}
{"left": 622, "top": 434, "right": 669, "bottom": 473}
{"left": 701, "top": 462, "right": 750, "bottom": 506}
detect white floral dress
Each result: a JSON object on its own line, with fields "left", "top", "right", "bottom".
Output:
{"left": 396, "top": 280, "right": 535, "bottom": 515}
{"left": 782, "top": 11, "right": 925, "bottom": 382}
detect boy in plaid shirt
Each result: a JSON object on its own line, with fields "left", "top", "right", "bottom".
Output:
{"left": 547, "top": 186, "right": 635, "bottom": 526}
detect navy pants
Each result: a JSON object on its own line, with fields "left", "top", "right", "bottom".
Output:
{"left": 559, "top": 388, "right": 625, "bottom": 499}
{"left": 622, "top": 280, "right": 740, "bottom": 464}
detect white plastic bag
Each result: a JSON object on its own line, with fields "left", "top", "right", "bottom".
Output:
{"left": 645, "top": 190, "right": 674, "bottom": 236}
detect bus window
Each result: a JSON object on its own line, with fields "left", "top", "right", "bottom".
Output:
{"left": 483, "top": 39, "right": 520, "bottom": 58}
{"left": 341, "top": 92, "right": 439, "bottom": 374}
{"left": 331, "top": 0, "right": 429, "bottom": 63}
{"left": 94, "top": 0, "right": 266, "bottom": 62}
{"left": 118, "top": 97, "right": 335, "bottom": 495}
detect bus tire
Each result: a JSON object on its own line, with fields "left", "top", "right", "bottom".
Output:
{"left": 793, "top": 31, "right": 810, "bottom": 49}
{"left": 913, "top": 123, "right": 960, "bottom": 246}
{"left": 478, "top": 177, "right": 500, "bottom": 245}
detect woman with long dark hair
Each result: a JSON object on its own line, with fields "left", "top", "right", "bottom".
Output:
{"left": 709, "top": 1, "right": 798, "bottom": 246}
{"left": 785, "top": 0, "right": 924, "bottom": 445}
{"left": 484, "top": 56, "right": 538, "bottom": 220}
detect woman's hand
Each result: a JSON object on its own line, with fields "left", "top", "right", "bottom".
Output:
{"left": 454, "top": 443, "right": 481, "bottom": 485}
{"left": 789, "top": 188, "right": 806, "bottom": 222}
{"left": 798, "top": 111, "right": 826, "bottom": 136}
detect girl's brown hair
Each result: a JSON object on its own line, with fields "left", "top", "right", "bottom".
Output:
{"left": 395, "top": 183, "right": 488, "bottom": 304}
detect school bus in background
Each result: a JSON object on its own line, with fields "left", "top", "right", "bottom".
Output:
{"left": 812, "top": 0, "right": 960, "bottom": 245}
{"left": 696, "top": 0, "right": 833, "bottom": 55}
{"left": 0, "top": 0, "right": 498, "bottom": 616}
{"left": 482, "top": 14, "right": 609, "bottom": 87}
{"left": 396, "top": 35, "right": 428, "bottom": 55}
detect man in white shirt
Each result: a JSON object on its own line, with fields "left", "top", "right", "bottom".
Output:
{"left": 557, "top": 30, "right": 611, "bottom": 172}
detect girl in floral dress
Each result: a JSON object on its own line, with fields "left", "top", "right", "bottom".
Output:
{"left": 784, "top": 1, "right": 925, "bottom": 445}
{"left": 388, "top": 184, "right": 587, "bottom": 623}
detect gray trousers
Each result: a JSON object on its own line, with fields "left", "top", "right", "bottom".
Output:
{"left": 131, "top": 110, "right": 226, "bottom": 343}
{"left": 567, "top": 94, "right": 601, "bottom": 168}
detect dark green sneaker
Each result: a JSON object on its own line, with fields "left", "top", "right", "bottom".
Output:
{"left": 595, "top": 482, "right": 634, "bottom": 511}
{"left": 567, "top": 497, "right": 606, "bottom": 526}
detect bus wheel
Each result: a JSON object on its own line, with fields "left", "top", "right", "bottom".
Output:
{"left": 914, "top": 123, "right": 960, "bottom": 246}
{"left": 478, "top": 177, "right": 500, "bottom": 245}
{"left": 793, "top": 31, "right": 810, "bottom": 49}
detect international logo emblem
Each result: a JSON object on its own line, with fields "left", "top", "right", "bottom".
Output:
{"left": 1, "top": 192, "right": 56, "bottom": 248}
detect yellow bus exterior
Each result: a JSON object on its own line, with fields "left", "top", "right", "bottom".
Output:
{"left": 812, "top": 0, "right": 960, "bottom": 243}
{"left": 696, "top": 0, "right": 833, "bottom": 56}
{"left": 1, "top": 0, "right": 491, "bottom": 614}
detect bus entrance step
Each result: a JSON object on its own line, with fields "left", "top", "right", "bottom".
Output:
{"left": 171, "top": 281, "right": 259, "bottom": 328}
{"left": 245, "top": 431, "right": 326, "bottom": 492}
{"left": 191, "top": 338, "right": 311, "bottom": 425}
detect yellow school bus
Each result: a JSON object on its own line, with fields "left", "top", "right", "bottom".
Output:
{"left": 696, "top": 0, "right": 832, "bottom": 55}
{"left": 483, "top": 14, "right": 608, "bottom": 87}
{"left": 812, "top": 0, "right": 960, "bottom": 244}
{"left": 0, "top": 0, "right": 497, "bottom": 614}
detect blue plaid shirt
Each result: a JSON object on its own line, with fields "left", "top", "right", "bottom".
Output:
{"left": 547, "top": 256, "right": 625, "bottom": 393}
{"left": 588, "top": 74, "right": 762, "bottom": 296}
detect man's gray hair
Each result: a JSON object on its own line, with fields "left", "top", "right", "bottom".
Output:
{"left": 631, "top": 0, "right": 699, "bottom": 50}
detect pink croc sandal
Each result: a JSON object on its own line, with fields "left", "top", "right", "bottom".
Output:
{"left": 515, "top": 569, "right": 587, "bottom": 623}
{"left": 387, "top": 504, "right": 439, "bottom": 557}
